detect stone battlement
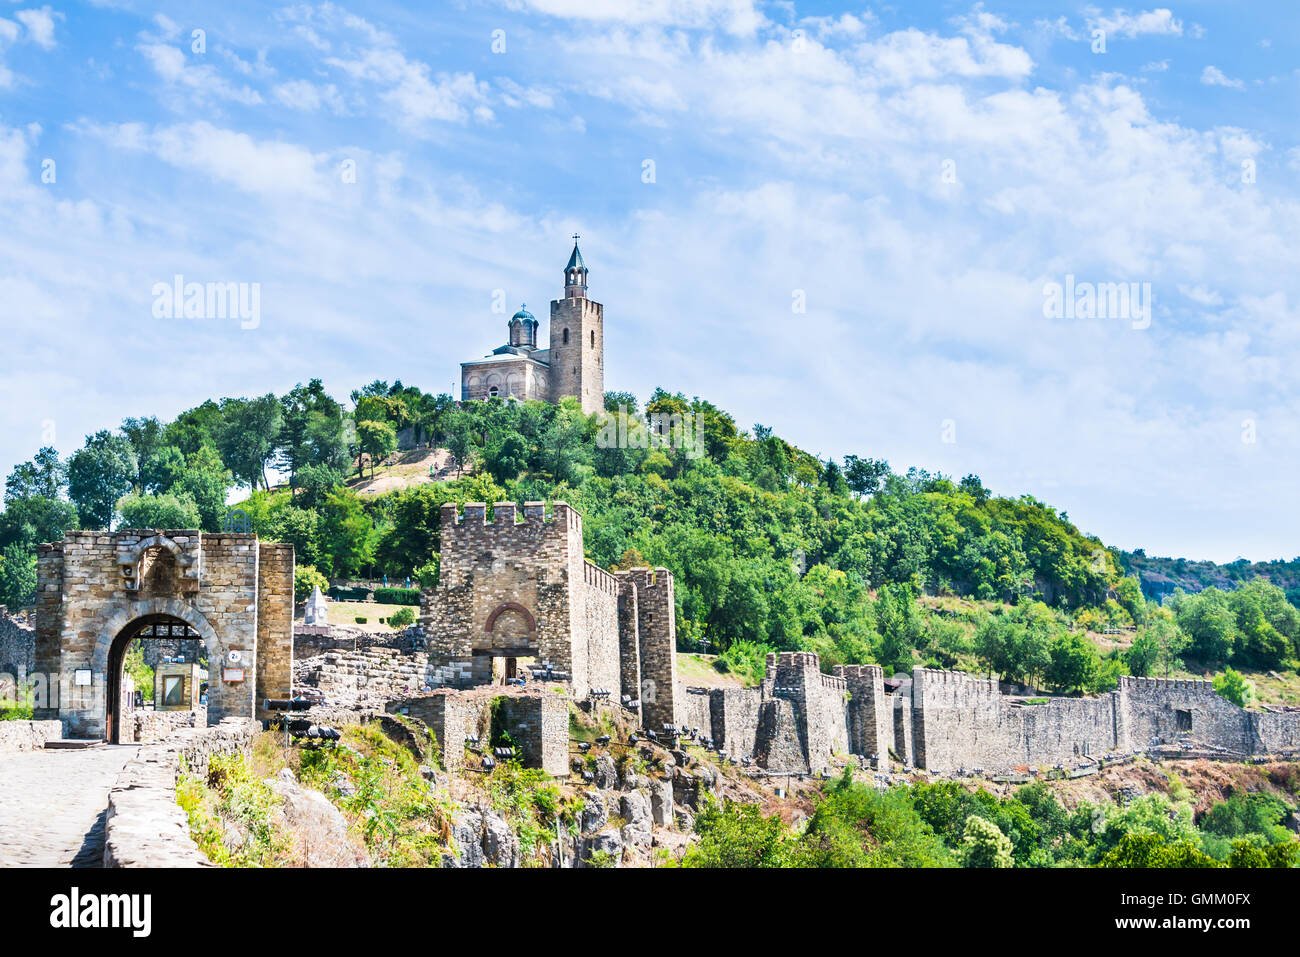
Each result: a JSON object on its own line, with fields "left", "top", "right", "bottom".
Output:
{"left": 1119, "top": 675, "right": 1215, "bottom": 694}
{"left": 440, "top": 501, "right": 579, "bottom": 530}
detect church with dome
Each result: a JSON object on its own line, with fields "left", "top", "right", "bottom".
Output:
{"left": 459, "top": 238, "right": 605, "bottom": 415}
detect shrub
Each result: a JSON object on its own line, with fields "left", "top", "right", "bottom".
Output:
{"left": 373, "top": 587, "right": 420, "bottom": 606}
{"left": 355, "top": 617, "right": 368, "bottom": 624}
{"left": 294, "top": 564, "right": 329, "bottom": 602}
{"left": 389, "top": 607, "right": 416, "bottom": 628}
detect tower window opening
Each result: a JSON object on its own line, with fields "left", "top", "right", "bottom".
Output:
{"left": 563, "top": 328, "right": 569, "bottom": 344}
{"left": 591, "top": 330, "right": 595, "bottom": 348}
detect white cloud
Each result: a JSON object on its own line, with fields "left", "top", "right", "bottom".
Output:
{"left": 273, "top": 78, "right": 345, "bottom": 113}
{"left": 15, "top": 6, "right": 61, "bottom": 49}
{"left": 138, "top": 42, "right": 265, "bottom": 105}
{"left": 1085, "top": 7, "right": 1183, "bottom": 39}
{"left": 504, "top": 0, "right": 767, "bottom": 36}
{"left": 1201, "top": 65, "right": 1244, "bottom": 89}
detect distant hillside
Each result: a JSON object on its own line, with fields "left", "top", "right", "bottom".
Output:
{"left": 1120, "top": 550, "right": 1300, "bottom": 606}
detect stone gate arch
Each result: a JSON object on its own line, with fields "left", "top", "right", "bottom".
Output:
{"left": 34, "top": 529, "right": 296, "bottom": 740}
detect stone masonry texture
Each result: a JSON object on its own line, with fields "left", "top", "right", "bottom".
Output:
{"left": 34, "top": 530, "right": 294, "bottom": 739}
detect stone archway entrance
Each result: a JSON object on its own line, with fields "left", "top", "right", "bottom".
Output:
{"left": 105, "top": 614, "right": 208, "bottom": 745}
{"left": 474, "top": 602, "right": 540, "bottom": 684}
{"left": 33, "top": 529, "right": 296, "bottom": 740}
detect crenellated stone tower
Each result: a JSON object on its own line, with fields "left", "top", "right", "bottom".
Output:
{"left": 548, "top": 237, "right": 604, "bottom": 414}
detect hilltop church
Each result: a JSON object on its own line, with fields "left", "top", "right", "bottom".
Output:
{"left": 460, "top": 237, "right": 605, "bottom": 415}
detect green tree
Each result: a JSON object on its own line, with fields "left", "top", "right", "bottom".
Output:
{"left": 1172, "top": 588, "right": 1236, "bottom": 665}
{"left": 173, "top": 446, "right": 232, "bottom": 532}
{"left": 1046, "top": 632, "right": 1101, "bottom": 693}
{"left": 1213, "top": 667, "right": 1253, "bottom": 708}
{"left": 0, "top": 543, "right": 37, "bottom": 608}
{"left": 215, "top": 395, "right": 284, "bottom": 491}
{"left": 356, "top": 420, "right": 398, "bottom": 479}
{"left": 117, "top": 491, "right": 202, "bottom": 530}
{"left": 680, "top": 799, "right": 799, "bottom": 868}
{"left": 959, "top": 814, "right": 1014, "bottom": 868}
{"left": 67, "top": 431, "right": 139, "bottom": 529}
{"left": 4, "top": 446, "right": 66, "bottom": 502}
{"left": 293, "top": 564, "right": 329, "bottom": 603}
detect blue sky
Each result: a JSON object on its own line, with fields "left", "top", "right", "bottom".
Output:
{"left": 1, "top": 1, "right": 1298, "bottom": 563}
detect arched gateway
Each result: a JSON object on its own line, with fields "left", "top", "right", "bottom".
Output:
{"left": 33, "top": 529, "right": 295, "bottom": 740}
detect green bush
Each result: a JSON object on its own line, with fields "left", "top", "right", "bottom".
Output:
{"left": 294, "top": 564, "right": 329, "bottom": 602}
{"left": 355, "top": 617, "right": 368, "bottom": 624}
{"left": 373, "top": 587, "right": 420, "bottom": 606}
{"left": 389, "top": 607, "right": 416, "bottom": 628}
{"left": 329, "top": 586, "right": 372, "bottom": 602}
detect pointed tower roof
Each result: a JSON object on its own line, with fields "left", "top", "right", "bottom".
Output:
{"left": 566, "top": 236, "right": 586, "bottom": 271}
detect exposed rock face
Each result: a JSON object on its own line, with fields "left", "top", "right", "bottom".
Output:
{"left": 444, "top": 810, "right": 486, "bottom": 868}
{"left": 594, "top": 753, "right": 617, "bottom": 789}
{"left": 579, "top": 829, "right": 623, "bottom": 867}
{"left": 620, "top": 790, "right": 652, "bottom": 849}
{"left": 442, "top": 806, "right": 521, "bottom": 868}
{"left": 267, "top": 771, "right": 367, "bottom": 867}
{"left": 580, "top": 791, "right": 608, "bottom": 835}
{"left": 650, "top": 778, "right": 674, "bottom": 827}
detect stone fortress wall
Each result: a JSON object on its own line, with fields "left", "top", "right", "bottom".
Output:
{"left": 419, "top": 502, "right": 675, "bottom": 726}
{"left": 682, "top": 654, "right": 1300, "bottom": 775}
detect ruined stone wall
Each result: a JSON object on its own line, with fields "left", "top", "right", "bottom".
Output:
{"left": 1117, "top": 676, "right": 1253, "bottom": 752}
{"left": 616, "top": 567, "right": 677, "bottom": 731}
{"left": 907, "top": 670, "right": 1300, "bottom": 772}
{"left": 33, "top": 544, "right": 63, "bottom": 713}
{"left": 256, "top": 542, "right": 295, "bottom": 719}
{"left": 836, "top": 664, "right": 891, "bottom": 763}
{"left": 0, "top": 609, "right": 34, "bottom": 681}
{"left": 0, "top": 719, "right": 63, "bottom": 752}
{"left": 677, "top": 687, "right": 712, "bottom": 735}
{"left": 131, "top": 707, "right": 205, "bottom": 744}
{"left": 707, "top": 686, "right": 760, "bottom": 756}
{"left": 390, "top": 689, "right": 567, "bottom": 775}
{"left": 893, "top": 695, "right": 914, "bottom": 765}
{"left": 1254, "top": 708, "right": 1300, "bottom": 753}
{"left": 753, "top": 698, "right": 807, "bottom": 773}
{"left": 499, "top": 694, "right": 569, "bottom": 776}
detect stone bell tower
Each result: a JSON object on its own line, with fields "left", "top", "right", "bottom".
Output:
{"left": 548, "top": 236, "right": 604, "bottom": 414}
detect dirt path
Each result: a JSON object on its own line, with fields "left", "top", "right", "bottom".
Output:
{"left": 0, "top": 745, "right": 137, "bottom": 867}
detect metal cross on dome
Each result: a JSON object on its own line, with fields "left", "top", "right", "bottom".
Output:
{"left": 572, "top": 233, "right": 580, "bottom": 244}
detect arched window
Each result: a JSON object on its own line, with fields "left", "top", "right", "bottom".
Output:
{"left": 488, "top": 386, "right": 499, "bottom": 397}
{"left": 562, "top": 328, "right": 569, "bottom": 344}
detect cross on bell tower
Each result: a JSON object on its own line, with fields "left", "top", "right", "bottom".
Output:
{"left": 564, "top": 234, "right": 588, "bottom": 299}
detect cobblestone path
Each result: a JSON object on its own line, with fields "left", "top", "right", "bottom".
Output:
{"left": 0, "top": 746, "right": 137, "bottom": 867}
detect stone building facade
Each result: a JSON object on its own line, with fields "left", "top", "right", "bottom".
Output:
{"left": 460, "top": 240, "right": 604, "bottom": 414}
{"left": 420, "top": 501, "right": 675, "bottom": 725}
{"left": 33, "top": 529, "right": 294, "bottom": 740}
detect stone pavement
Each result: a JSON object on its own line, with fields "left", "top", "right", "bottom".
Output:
{"left": 0, "top": 745, "right": 137, "bottom": 867}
